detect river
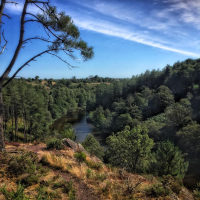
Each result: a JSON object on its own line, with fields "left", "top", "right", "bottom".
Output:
{"left": 50, "top": 111, "right": 107, "bottom": 146}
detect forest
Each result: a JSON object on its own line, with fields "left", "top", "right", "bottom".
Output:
{"left": 2, "top": 58, "right": 200, "bottom": 190}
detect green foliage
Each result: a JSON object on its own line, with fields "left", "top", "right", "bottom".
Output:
{"left": 106, "top": 126, "right": 154, "bottom": 172}
{"left": 46, "top": 139, "right": 63, "bottom": 150}
{"left": 177, "top": 123, "right": 200, "bottom": 157}
{"left": 152, "top": 140, "right": 188, "bottom": 179}
{"left": 145, "top": 183, "right": 171, "bottom": 197}
{"left": 86, "top": 169, "right": 93, "bottom": 178}
{"left": 86, "top": 160, "right": 103, "bottom": 170}
{"left": 8, "top": 152, "right": 38, "bottom": 176}
{"left": 0, "top": 182, "right": 29, "bottom": 200}
{"left": 60, "top": 124, "right": 76, "bottom": 140}
{"left": 21, "top": 174, "right": 39, "bottom": 186}
{"left": 193, "top": 182, "right": 200, "bottom": 200}
{"left": 36, "top": 186, "right": 61, "bottom": 200}
{"left": 82, "top": 134, "right": 104, "bottom": 160}
{"left": 74, "top": 152, "right": 86, "bottom": 162}
{"left": 94, "top": 173, "right": 107, "bottom": 181}
{"left": 165, "top": 103, "right": 192, "bottom": 128}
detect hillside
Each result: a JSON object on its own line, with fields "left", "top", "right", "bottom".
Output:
{"left": 0, "top": 141, "right": 196, "bottom": 200}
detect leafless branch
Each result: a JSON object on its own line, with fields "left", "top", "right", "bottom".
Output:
{"left": 47, "top": 51, "right": 76, "bottom": 69}
{"left": 23, "top": 36, "right": 55, "bottom": 44}
{"left": 3, "top": 48, "right": 59, "bottom": 87}
{"left": 0, "top": 30, "right": 7, "bottom": 54}
{"left": 28, "top": 1, "right": 49, "bottom": 4}
{"left": 2, "top": 13, "right": 11, "bottom": 19}
{"left": 5, "top": 1, "right": 18, "bottom": 5}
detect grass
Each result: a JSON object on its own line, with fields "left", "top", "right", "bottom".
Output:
{"left": 1, "top": 144, "right": 192, "bottom": 200}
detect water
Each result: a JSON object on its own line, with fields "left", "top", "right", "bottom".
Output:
{"left": 50, "top": 111, "right": 107, "bottom": 146}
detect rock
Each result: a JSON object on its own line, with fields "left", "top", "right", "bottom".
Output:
{"left": 62, "top": 138, "right": 88, "bottom": 154}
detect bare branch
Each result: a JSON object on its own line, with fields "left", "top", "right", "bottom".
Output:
{"left": 5, "top": 1, "right": 18, "bottom": 5}
{"left": 47, "top": 51, "right": 76, "bottom": 69}
{"left": 28, "top": 1, "right": 49, "bottom": 4}
{"left": 3, "top": 48, "right": 59, "bottom": 87}
{"left": 0, "top": 30, "right": 7, "bottom": 54}
{"left": 2, "top": 13, "right": 11, "bottom": 19}
{"left": 23, "top": 36, "right": 54, "bottom": 44}
{"left": 0, "top": 0, "right": 6, "bottom": 44}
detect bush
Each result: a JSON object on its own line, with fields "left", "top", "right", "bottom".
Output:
{"left": 0, "top": 182, "right": 29, "bottom": 200}
{"left": 74, "top": 152, "right": 86, "bottom": 162}
{"left": 82, "top": 134, "right": 104, "bottom": 160}
{"left": 21, "top": 174, "right": 39, "bottom": 186}
{"left": 94, "top": 173, "right": 107, "bottom": 181}
{"left": 8, "top": 152, "right": 37, "bottom": 176}
{"left": 86, "top": 160, "right": 103, "bottom": 170}
{"left": 146, "top": 183, "right": 171, "bottom": 197}
{"left": 46, "top": 139, "right": 63, "bottom": 150}
{"left": 36, "top": 186, "right": 61, "bottom": 199}
{"left": 86, "top": 169, "right": 93, "bottom": 178}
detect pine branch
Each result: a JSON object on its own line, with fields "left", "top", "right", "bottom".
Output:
{"left": 3, "top": 48, "right": 59, "bottom": 87}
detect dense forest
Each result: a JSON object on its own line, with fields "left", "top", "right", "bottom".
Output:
{"left": 2, "top": 58, "right": 200, "bottom": 188}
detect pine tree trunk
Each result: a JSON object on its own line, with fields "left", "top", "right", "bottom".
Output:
{"left": 15, "top": 113, "right": 18, "bottom": 141}
{"left": 12, "top": 109, "right": 14, "bottom": 141}
{"left": 0, "top": 85, "right": 5, "bottom": 152}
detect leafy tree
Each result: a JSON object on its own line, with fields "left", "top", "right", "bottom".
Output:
{"left": 177, "top": 123, "right": 200, "bottom": 158}
{"left": 82, "top": 134, "right": 104, "bottom": 160}
{"left": 165, "top": 103, "right": 192, "bottom": 128}
{"left": 0, "top": 0, "right": 94, "bottom": 151}
{"left": 89, "top": 106, "right": 105, "bottom": 127}
{"left": 106, "top": 126, "right": 154, "bottom": 172}
{"left": 153, "top": 140, "right": 188, "bottom": 179}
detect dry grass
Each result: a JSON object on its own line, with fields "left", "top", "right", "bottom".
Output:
{"left": 40, "top": 152, "right": 87, "bottom": 179}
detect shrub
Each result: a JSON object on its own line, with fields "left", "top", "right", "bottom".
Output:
{"left": 0, "top": 182, "right": 29, "bottom": 200}
{"left": 146, "top": 183, "right": 171, "bottom": 197}
{"left": 21, "top": 174, "right": 39, "bottom": 186}
{"left": 94, "top": 173, "right": 107, "bottom": 181}
{"left": 82, "top": 134, "right": 104, "bottom": 160}
{"left": 36, "top": 186, "right": 61, "bottom": 199}
{"left": 193, "top": 182, "right": 200, "bottom": 199}
{"left": 46, "top": 139, "right": 63, "bottom": 150}
{"left": 8, "top": 152, "right": 37, "bottom": 176}
{"left": 74, "top": 152, "right": 86, "bottom": 162}
{"left": 86, "top": 160, "right": 103, "bottom": 170}
{"left": 86, "top": 169, "right": 93, "bottom": 178}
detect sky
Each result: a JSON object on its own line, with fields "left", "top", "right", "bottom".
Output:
{"left": 1, "top": 0, "right": 200, "bottom": 79}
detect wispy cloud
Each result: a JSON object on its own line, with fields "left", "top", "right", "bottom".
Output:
{"left": 5, "top": 0, "right": 40, "bottom": 15}
{"left": 72, "top": 16, "right": 199, "bottom": 57}
{"left": 4, "top": 0, "right": 200, "bottom": 58}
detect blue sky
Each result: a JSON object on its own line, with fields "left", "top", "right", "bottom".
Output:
{"left": 1, "top": 0, "right": 200, "bottom": 79}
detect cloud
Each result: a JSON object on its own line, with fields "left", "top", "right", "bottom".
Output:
{"left": 72, "top": 16, "right": 199, "bottom": 57}
{"left": 5, "top": 0, "right": 40, "bottom": 15}
{"left": 3, "top": 0, "right": 200, "bottom": 58}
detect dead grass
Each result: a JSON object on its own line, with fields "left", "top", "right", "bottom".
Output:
{"left": 40, "top": 152, "right": 88, "bottom": 179}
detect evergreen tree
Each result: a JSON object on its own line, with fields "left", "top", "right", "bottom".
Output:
{"left": 153, "top": 140, "right": 188, "bottom": 179}
{"left": 106, "top": 126, "right": 154, "bottom": 172}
